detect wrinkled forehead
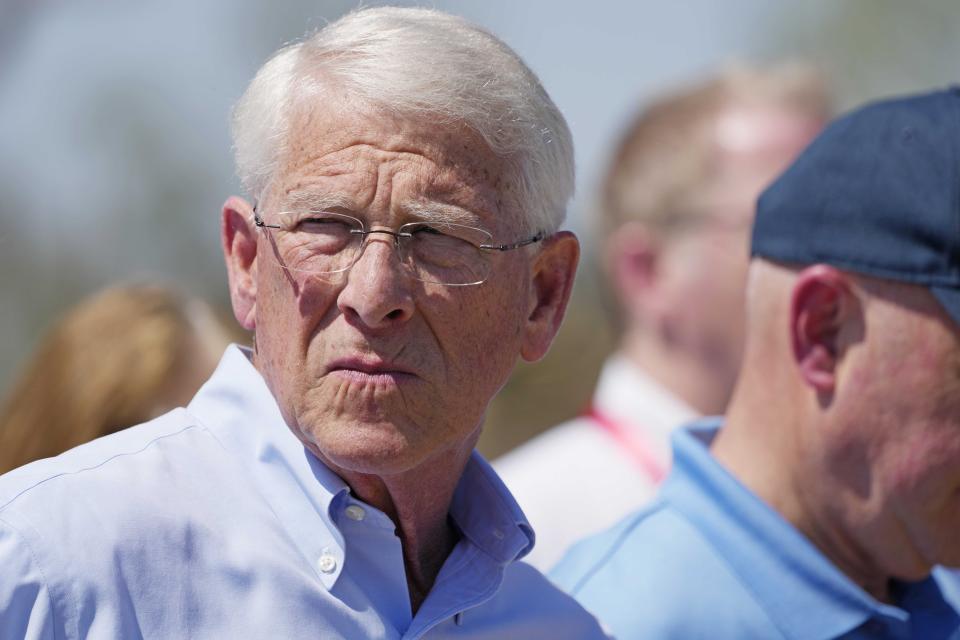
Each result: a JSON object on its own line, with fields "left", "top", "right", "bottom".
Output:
{"left": 268, "top": 96, "right": 521, "bottom": 230}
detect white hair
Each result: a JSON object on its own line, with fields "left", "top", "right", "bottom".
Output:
{"left": 231, "top": 7, "right": 574, "bottom": 233}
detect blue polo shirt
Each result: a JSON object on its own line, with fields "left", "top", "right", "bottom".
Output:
{"left": 551, "top": 420, "right": 960, "bottom": 639}
{"left": 0, "top": 346, "right": 607, "bottom": 639}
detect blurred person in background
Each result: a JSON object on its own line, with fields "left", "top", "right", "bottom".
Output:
{"left": 495, "top": 63, "right": 828, "bottom": 569}
{"left": 0, "top": 8, "right": 607, "bottom": 639}
{"left": 553, "top": 88, "right": 960, "bottom": 638}
{"left": 0, "top": 283, "right": 237, "bottom": 474}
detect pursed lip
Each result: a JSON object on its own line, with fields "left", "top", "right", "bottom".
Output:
{"left": 326, "top": 356, "right": 418, "bottom": 380}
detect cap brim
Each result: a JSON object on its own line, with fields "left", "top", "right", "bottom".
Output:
{"left": 931, "top": 285, "right": 960, "bottom": 328}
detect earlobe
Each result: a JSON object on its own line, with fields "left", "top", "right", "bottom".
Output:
{"left": 221, "top": 196, "right": 259, "bottom": 330}
{"left": 520, "top": 231, "right": 580, "bottom": 362}
{"left": 790, "top": 265, "right": 851, "bottom": 393}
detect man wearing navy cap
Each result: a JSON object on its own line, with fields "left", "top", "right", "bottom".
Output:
{"left": 552, "top": 88, "right": 960, "bottom": 639}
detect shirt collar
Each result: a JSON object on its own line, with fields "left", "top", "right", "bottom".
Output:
{"left": 188, "top": 345, "right": 351, "bottom": 589}
{"left": 663, "top": 420, "right": 959, "bottom": 640}
{"left": 450, "top": 452, "right": 535, "bottom": 564}
{"left": 188, "top": 345, "right": 535, "bottom": 583}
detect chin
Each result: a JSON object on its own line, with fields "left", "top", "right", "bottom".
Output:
{"left": 302, "top": 418, "right": 430, "bottom": 477}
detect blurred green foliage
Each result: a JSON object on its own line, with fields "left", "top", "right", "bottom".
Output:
{"left": 2, "top": 0, "right": 960, "bottom": 461}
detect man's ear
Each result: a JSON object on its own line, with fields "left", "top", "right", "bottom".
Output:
{"left": 789, "top": 264, "right": 854, "bottom": 393}
{"left": 520, "top": 231, "right": 580, "bottom": 362}
{"left": 605, "top": 222, "right": 660, "bottom": 322}
{"left": 221, "top": 196, "right": 258, "bottom": 330}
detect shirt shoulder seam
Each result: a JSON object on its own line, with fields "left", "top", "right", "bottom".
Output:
{"left": 669, "top": 507, "right": 789, "bottom": 638}
{"left": 568, "top": 500, "right": 668, "bottom": 596}
{"left": 0, "top": 422, "right": 205, "bottom": 513}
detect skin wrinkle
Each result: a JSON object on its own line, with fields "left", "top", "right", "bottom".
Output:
{"left": 282, "top": 190, "right": 485, "bottom": 229}
{"left": 295, "top": 268, "right": 433, "bottom": 429}
{"left": 224, "top": 91, "right": 578, "bottom": 611}
{"left": 275, "top": 156, "right": 502, "bottom": 229}
{"left": 281, "top": 191, "right": 357, "bottom": 215}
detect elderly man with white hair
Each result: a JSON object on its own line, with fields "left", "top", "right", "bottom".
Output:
{"left": 0, "top": 8, "right": 606, "bottom": 639}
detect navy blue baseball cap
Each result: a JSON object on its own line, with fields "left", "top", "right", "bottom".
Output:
{"left": 752, "top": 87, "right": 960, "bottom": 325}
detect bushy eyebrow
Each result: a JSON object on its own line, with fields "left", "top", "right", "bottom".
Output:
{"left": 279, "top": 189, "right": 485, "bottom": 226}
{"left": 280, "top": 190, "right": 355, "bottom": 212}
{"left": 403, "top": 202, "right": 482, "bottom": 227}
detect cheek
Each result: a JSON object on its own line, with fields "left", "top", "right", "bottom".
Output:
{"left": 441, "top": 285, "right": 526, "bottom": 392}
{"left": 254, "top": 269, "right": 339, "bottom": 389}
{"left": 258, "top": 266, "right": 339, "bottom": 336}
{"left": 885, "top": 420, "right": 960, "bottom": 500}
{"left": 858, "top": 397, "right": 960, "bottom": 531}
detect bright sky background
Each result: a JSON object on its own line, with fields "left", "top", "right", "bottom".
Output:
{"left": 0, "top": 1, "right": 789, "bottom": 240}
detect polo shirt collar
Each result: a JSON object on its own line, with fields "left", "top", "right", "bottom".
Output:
{"left": 663, "top": 420, "right": 959, "bottom": 640}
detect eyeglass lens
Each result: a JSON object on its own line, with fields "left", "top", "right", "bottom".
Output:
{"left": 265, "top": 212, "right": 493, "bottom": 285}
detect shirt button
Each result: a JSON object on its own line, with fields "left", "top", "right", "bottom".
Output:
{"left": 317, "top": 552, "right": 338, "bottom": 574}
{"left": 344, "top": 505, "right": 366, "bottom": 521}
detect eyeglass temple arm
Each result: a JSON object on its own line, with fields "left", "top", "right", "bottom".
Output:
{"left": 253, "top": 208, "right": 283, "bottom": 230}
{"left": 479, "top": 231, "right": 545, "bottom": 252}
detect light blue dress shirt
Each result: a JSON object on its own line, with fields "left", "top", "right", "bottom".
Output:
{"left": 552, "top": 420, "right": 960, "bottom": 640}
{"left": 0, "top": 346, "right": 607, "bottom": 639}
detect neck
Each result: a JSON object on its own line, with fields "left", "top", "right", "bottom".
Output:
{"left": 317, "top": 435, "right": 477, "bottom": 613}
{"left": 621, "top": 329, "right": 733, "bottom": 415}
{"left": 793, "top": 504, "right": 899, "bottom": 603}
{"left": 711, "top": 379, "right": 808, "bottom": 527}
{"left": 713, "top": 373, "right": 903, "bottom": 605}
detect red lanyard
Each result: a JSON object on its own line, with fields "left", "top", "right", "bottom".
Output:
{"left": 584, "top": 405, "right": 667, "bottom": 483}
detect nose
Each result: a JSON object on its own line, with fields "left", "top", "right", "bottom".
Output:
{"left": 336, "top": 235, "right": 415, "bottom": 329}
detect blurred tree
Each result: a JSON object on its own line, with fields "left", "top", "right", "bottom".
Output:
{"left": 0, "top": 0, "right": 350, "bottom": 395}
{"left": 481, "top": 0, "right": 960, "bottom": 458}
{"left": 5, "top": 0, "right": 960, "bottom": 459}
{"left": 758, "top": 0, "right": 960, "bottom": 109}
